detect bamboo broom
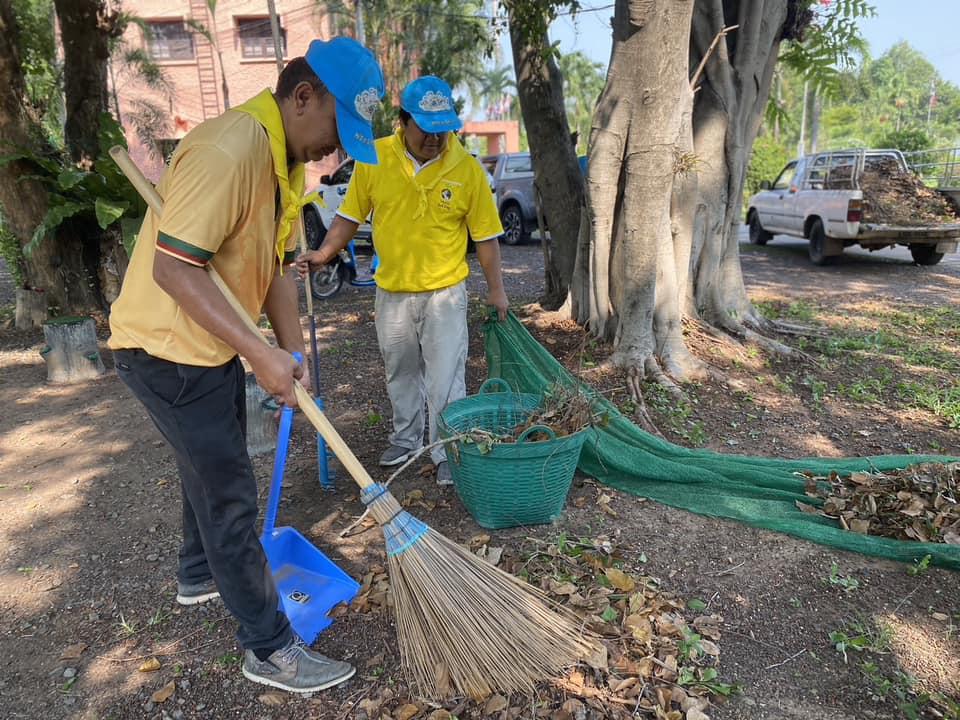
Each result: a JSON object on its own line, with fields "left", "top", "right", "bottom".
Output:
{"left": 109, "top": 145, "right": 600, "bottom": 699}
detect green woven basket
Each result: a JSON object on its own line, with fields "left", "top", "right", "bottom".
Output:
{"left": 438, "top": 378, "right": 589, "bottom": 529}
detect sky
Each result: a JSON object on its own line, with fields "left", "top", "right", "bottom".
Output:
{"left": 545, "top": 0, "right": 960, "bottom": 88}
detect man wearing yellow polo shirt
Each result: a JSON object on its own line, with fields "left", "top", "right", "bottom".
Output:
{"left": 297, "top": 76, "right": 507, "bottom": 485}
{"left": 108, "top": 38, "right": 384, "bottom": 693}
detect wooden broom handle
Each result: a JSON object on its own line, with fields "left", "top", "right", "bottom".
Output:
{"left": 108, "top": 146, "right": 375, "bottom": 490}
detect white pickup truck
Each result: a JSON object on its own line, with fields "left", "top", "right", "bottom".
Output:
{"left": 745, "top": 148, "right": 960, "bottom": 265}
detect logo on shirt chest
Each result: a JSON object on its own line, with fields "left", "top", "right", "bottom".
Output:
{"left": 436, "top": 185, "right": 457, "bottom": 212}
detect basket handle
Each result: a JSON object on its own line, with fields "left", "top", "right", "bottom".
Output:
{"left": 517, "top": 424, "right": 556, "bottom": 443}
{"left": 479, "top": 378, "right": 512, "bottom": 394}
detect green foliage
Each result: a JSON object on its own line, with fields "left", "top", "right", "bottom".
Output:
{"left": 327, "top": 0, "right": 494, "bottom": 137}
{"left": 745, "top": 134, "right": 790, "bottom": 197}
{"left": 0, "top": 215, "right": 25, "bottom": 287}
{"left": 0, "top": 113, "right": 146, "bottom": 257}
{"left": 872, "top": 127, "right": 932, "bottom": 153}
{"left": 11, "top": 0, "right": 62, "bottom": 144}
{"left": 559, "top": 52, "right": 604, "bottom": 155}
{"left": 779, "top": 0, "right": 874, "bottom": 95}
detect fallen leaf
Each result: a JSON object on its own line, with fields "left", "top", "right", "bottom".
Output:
{"left": 59, "top": 642, "right": 87, "bottom": 661}
{"left": 258, "top": 691, "right": 286, "bottom": 707}
{"left": 395, "top": 702, "right": 421, "bottom": 720}
{"left": 687, "top": 708, "right": 711, "bottom": 720}
{"left": 486, "top": 546, "right": 504, "bottom": 566}
{"left": 365, "top": 653, "right": 385, "bottom": 668}
{"left": 549, "top": 580, "right": 578, "bottom": 596}
{"left": 932, "top": 612, "right": 949, "bottom": 622}
{"left": 427, "top": 712, "right": 452, "bottom": 720}
{"left": 151, "top": 681, "right": 175, "bottom": 703}
{"left": 849, "top": 518, "right": 871, "bottom": 534}
{"left": 138, "top": 657, "right": 161, "bottom": 673}
{"left": 484, "top": 694, "right": 509, "bottom": 714}
{"left": 605, "top": 568, "right": 636, "bottom": 592}
{"left": 469, "top": 533, "right": 491, "bottom": 548}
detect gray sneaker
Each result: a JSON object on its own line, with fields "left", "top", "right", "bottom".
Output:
{"left": 379, "top": 444, "right": 416, "bottom": 467}
{"left": 436, "top": 461, "right": 453, "bottom": 485}
{"left": 176, "top": 578, "right": 220, "bottom": 606}
{"left": 242, "top": 636, "right": 355, "bottom": 693}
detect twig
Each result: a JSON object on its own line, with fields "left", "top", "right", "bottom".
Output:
{"left": 891, "top": 582, "right": 923, "bottom": 617}
{"left": 97, "top": 615, "right": 231, "bottom": 663}
{"left": 690, "top": 25, "right": 739, "bottom": 90}
{"left": 764, "top": 647, "right": 807, "bottom": 670}
{"left": 338, "top": 435, "right": 467, "bottom": 538}
{"left": 708, "top": 560, "right": 746, "bottom": 576}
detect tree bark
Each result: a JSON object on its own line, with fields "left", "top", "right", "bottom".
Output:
{"left": 507, "top": 8, "right": 584, "bottom": 309}
{"left": 0, "top": 0, "right": 85, "bottom": 325}
{"left": 570, "top": 0, "right": 696, "bottom": 381}
{"left": 688, "top": 0, "right": 793, "bottom": 344}
{"left": 53, "top": 0, "right": 117, "bottom": 167}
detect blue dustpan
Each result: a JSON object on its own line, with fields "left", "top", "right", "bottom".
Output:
{"left": 261, "top": 403, "right": 359, "bottom": 644}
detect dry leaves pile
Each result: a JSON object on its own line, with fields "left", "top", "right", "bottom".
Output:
{"left": 797, "top": 463, "right": 960, "bottom": 544}
{"left": 826, "top": 157, "right": 960, "bottom": 226}
{"left": 339, "top": 532, "right": 731, "bottom": 720}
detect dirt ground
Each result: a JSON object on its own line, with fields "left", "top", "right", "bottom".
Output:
{"left": 0, "top": 237, "right": 958, "bottom": 720}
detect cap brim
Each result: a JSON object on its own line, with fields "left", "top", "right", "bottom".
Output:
{"left": 409, "top": 110, "right": 462, "bottom": 134}
{"left": 335, "top": 101, "right": 378, "bottom": 165}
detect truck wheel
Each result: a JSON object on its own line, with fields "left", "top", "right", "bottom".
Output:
{"left": 500, "top": 203, "right": 529, "bottom": 245}
{"left": 909, "top": 244, "right": 944, "bottom": 266}
{"left": 748, "top": 211, "right": 772, "bottom": 245}
{"left": 808, "top": 219, "right": 838, "bottom": 266}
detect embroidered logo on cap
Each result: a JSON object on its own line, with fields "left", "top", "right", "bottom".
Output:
{"left": 354, "top": 88, "right": 380, "bottom": 122}
{"left": 418, "top": 91, "right": 452, "bottom": 113}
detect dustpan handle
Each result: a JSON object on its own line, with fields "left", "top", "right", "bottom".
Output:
{"left": 263, "top": 357, "right": 299, "bottom": 537}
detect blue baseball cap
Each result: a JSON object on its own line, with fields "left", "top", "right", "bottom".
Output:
{"left": 305, "top": 37, "right": 385, "bottom": 164}
{"left": 400, "top": 76, "right": 462, "bottom": 134}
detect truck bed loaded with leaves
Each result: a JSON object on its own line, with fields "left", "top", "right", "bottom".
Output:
{"left": 746, "top": 148, "right": 960, "bottom": 266}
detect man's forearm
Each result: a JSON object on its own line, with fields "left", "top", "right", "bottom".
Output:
{"left": 475, "top": 240, "right": 505, "bottom": 292}
{"left": 153, "top": 253, "right": 270, "bottom": 365}
{"left": 263, "top": 266, "right": 305, "bottom": 355}
{"left": 317, "top": 215, "right": 360, "bottom": 261}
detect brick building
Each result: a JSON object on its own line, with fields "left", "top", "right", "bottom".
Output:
{"left": 113, "top": 0, "right": 339, "bottom": 185}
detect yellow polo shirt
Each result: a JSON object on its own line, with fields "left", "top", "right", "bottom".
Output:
{"left": 338, "top": 130, "right": 502, "bottom": 293}
{"left": 108, "top": 110, "right": 300, "bottom": 366}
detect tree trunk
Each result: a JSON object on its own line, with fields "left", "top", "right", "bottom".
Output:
{"left": 53, "top": 0, "right": 115, "bottom": 167}
{"left": 570, "top": 0, "right": 697, "bottom": 380}
{"left": 507, "top": 8, "right": 584, "bottom": 309}
{"left": 0, "top": 0, "right": 87, "bottom": 326}
{"left": 688, "top": 0, "right": 795, "bottom": 346}
{"left": 561, "top": 0, "right": 801, "bottom": 387}
{"left": 52, "top": 0, "right": 126, "bottom": 312}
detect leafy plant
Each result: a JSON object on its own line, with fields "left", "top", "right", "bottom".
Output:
{"left": 0, "top": 112, "right": 146, "bottom": 257}
{"left": 906, "top": 554, "right": 932, "bottom": 577}
{"left": 824, "top": 563, "right": 860, "bottom": 593}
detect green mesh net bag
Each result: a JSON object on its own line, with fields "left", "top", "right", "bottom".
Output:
{"left": 485, "top": 313, "right": 960, "bottom": 570}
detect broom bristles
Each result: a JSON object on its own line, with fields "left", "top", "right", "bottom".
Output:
{"left": 361, "top": 484, "right": 600, "bottom": 699}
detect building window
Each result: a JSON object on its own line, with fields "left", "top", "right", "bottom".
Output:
{"left": 145, "top": 20, "right": 195, "bottom": 61}
{"left": 237, "top": 17, "right": 286, "bottom": 59}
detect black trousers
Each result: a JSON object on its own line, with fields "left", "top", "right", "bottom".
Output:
{"left": 113, "top": 349, "right": 291, "bottom": 653}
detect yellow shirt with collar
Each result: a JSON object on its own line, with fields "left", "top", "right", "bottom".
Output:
{"left": 337, "top": 129, "right": 502, "bottom": 293}
{"left": 108, "top": 109, "right": 300, "bottom": 366}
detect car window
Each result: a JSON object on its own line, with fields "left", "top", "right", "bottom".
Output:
{"left": 772, "top": 162, "right": 797, "bottom": 191}
{"left": 481, "top": 157, "right": 497, "bottom": 176}
{"left": 329, "top": 160, "right": 354, "bottom": 185}
{"left": 505, "top": 155, "right": 532, "bottom": 174}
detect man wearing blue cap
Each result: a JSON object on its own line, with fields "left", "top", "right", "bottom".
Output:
{"left": 297, "top": 76, "right": 508, "bottom": 485}
{"left": 109, "top": 38, "right": 383, "bottom": 693}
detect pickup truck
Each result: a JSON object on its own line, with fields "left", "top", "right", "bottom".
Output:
{"left": 745, "top": 148, "right": 960, "bottom": 265}
{"left": 481, "top": 152, "right": 538, "bottom": 245}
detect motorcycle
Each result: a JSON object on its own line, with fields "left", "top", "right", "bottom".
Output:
{"left": 309, "top": 238, "right": 379, "bottom": 300}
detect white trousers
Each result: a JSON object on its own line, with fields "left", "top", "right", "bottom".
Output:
{"left": 374, "top": 282, "right": 468, "bottom": 464}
